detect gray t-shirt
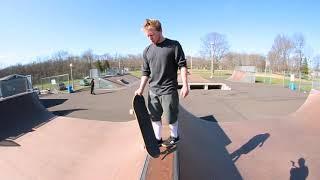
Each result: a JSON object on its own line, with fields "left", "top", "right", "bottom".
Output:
{"left": 142, "top": 38, "right": 187, "bottom": 95}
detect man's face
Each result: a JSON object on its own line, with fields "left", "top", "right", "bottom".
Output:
{"left": 145, "top": 27, "right": 162, "bottom": 44}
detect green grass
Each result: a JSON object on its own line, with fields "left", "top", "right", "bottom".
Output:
{"left": 129, "top": 69, "right": 232, "bottom": 80}
{"left": 255, "top": 76, "right": 288, "bottom": 85}
{"left": 130, "top": 70, "right": 315, "bottom": 92}
{"left": 191, "top": 69, "right": 232, "bottom": 79}
{"left": 255, "top": 75, "right": 313, "bottom": 92}
{"left": 129, "top": 71, "right": 142, "bottom": 78}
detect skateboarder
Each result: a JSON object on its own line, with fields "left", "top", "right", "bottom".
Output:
{"left": 135, "top": 19, "right": 189, "bottom": 147}
{"left": 90, "top": 78, "right": 95, "bottom": 95}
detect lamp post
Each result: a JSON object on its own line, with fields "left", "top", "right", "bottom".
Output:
{"left": 70, "top": 63, "right": 74, "bottom": 90}
{"left": 210, "top": 42, "right": 214, "bottom": 78}
{"left": 190, "top": 55, "right": 193, "bottom": 74}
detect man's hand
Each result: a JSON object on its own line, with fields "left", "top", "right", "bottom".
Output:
{"left": 135, "top": 76, "right": 148, "bottom": 96}
{"left": 135, "top": 88, "right": 143, "bottom": 96}
{"left": 180, "top": 85, "right": 189, "bottom": 98}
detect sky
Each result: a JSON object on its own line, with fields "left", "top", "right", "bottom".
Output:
{"left": 0, "top": 0, "right": 319, "bottom": 67}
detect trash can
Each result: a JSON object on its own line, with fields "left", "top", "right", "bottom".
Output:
{"left": 67, "top": 85, "right": 73, "bottom": 93}
{"left": 289, "top": 82, "right": 296, "bottom": 91}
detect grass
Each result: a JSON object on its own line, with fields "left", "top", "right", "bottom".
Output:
{"left": 255, "top": 74, "right": 314, "bottom": 92}
{"left": 130, "top": 69, "right": 315, "bottom": 92}
{"left": 190, "top": 69, "right": 233, "bottom": 79}
{"left": 129, "top": 71, "right": 142, "bottom": 78}
{"left": 129, "top": 69, "right": 232, "bottom": 79}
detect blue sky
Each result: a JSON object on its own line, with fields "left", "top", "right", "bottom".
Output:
{"left": 0, "top": 0, "right": 319, "bottom": 67}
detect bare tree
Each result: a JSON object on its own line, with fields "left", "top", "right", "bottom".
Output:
{"left": 313, "top": 55, "right": 320, "bottom": 71}
{"left": 82, "top": 49, "right": 94, "bottom": 69}
{"left": 292, "top": 33, "right": 305, "bottom": 72}
{"left": 221, "top": 52, "right": 265, "bottom": 71}
{"left": 268, "top": 34, "right": 295, "bottom": 72}
{"left": 200, "top": 32, "right": 229, "bottom": 76}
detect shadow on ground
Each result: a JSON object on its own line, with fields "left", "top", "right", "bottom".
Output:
{"left": 0, "top": 93, "right": 56, "bottom": 141}
{"left": 51, "top": 108, "right": 88, "bottom": 116}
{"left": 178, "top": 107, "right": 243, "bottom": 180}
{"left": 290, "top": 158, "right": 309, "bottom": 180}
{"left": 40, "top": 98, "right": 68, "bottom": 108}
{"left": 230, "top": 133, "right": 270, "bottom": 162}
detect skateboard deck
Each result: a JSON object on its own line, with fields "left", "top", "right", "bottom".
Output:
{"left": 132, "top": 95, "right": 160, "bottom": 158}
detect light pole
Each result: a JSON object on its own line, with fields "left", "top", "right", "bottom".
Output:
{"left": 190, "top": 55, "right": 193, "bottom": 74}
{"left": 210, "top": 43, "right": 214, "bottom": 78}
{"left": 70, "top": 63, "right": 74, "bottom": 90}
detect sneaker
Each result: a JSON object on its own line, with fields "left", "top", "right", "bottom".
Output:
{"left": 162, "top": 136, "right": 179, "bottom": 147}
{"left": 157, "top": 138, "right": 164, "bottom": 147}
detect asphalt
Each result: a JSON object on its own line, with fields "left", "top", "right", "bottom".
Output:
{"left": 2, "top": 73, "right": 316, "bottom": 180}
{"left": 177, "top": 79, "right": 320, "bottom": 180}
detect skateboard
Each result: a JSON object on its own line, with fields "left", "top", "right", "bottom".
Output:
{"left": 132, "top": 95, "right": 160, "bottom": 158}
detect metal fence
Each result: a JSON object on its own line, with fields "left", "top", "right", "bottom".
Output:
{"left": 40, "top": 74, "right": 70, "bottom": 93}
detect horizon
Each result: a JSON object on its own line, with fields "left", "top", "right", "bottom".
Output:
{"left": 1, "top": 0, "right": 319, "bottom": 68}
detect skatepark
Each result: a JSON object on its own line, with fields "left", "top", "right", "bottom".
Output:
{"left": 0, "top": 73, "right": 319, "bottom": 180}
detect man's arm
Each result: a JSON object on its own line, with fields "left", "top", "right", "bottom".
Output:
{"left": 180, "top": 67, "right": 189, "bottom": 98}
{"left": 135, "top": 75, "right": 149, "bottom": 95}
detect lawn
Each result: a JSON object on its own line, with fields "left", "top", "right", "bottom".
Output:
{"left": 130, "top": 69, "right": 315, "bottom": 92}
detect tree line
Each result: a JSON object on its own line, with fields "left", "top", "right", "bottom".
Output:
{"left": 0, "top": 50, "right": 268, "bottom": 85}
{"left": 0, "top": 50, "right": 143, "bottom": 85}
{"left": 200, "top": 32, "right": 320, "bottom": 74}
{"left": 1, "top": 32, "right": 319, "bottom": 85}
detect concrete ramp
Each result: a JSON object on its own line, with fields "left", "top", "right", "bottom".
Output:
{"left": 178, "top": 105, "right": 320, "bottom": 179}
{"left": 0, "top": 91, "right": 146, "bottom": 180}
{"left": 0, "top": 92, "right": 55, "bottom": 139}
{"left": 291, "top": 89, "right": 320, "bottom": 129}
{"left": 0, "top": 117, "right": 145, "bottom": 180}
{"left": 228, "top": 70, "right": 246, "bottom": 81}
{"left": 228, "top": 66, "right": 256, "bottom": 83}
{"left": 103, "top": 74, "right": 139, "bottom": 87}
{"left": 295, "top": 89, "right": 320, "bottom": 116}
{"left": 178, "top": 74, "right": 231, "bottom": 90}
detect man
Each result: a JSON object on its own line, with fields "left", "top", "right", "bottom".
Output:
{"left": 90, "top": 78, "right": 95, "bottom": 95}
{"left": 135, "top": 19, "right": 189, "bottom": 147}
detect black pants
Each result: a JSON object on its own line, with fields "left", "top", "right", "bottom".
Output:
{"left": 91, "top": 87, "right": 94, "bottom": 94}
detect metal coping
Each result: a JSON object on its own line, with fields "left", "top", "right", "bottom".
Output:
{"left": 173, "top": 149, "right": 179, "bottom": 180}
{"left": 140, "top": 154, "right": 151, "bottom": 180}
{"left": 0, "top": 90, "right": 35, "bottom": 102}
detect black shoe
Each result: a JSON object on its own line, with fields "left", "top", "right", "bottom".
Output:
{"left": 162, "top": 136, "right": 179, "bottom": 147}
{"left": 157, "top": 138, "right": 164, "bottom": 147}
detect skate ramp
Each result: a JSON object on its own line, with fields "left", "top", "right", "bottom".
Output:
{"left": 95, "top": 77, "right": 124, "bottom": 89}
{"left": 96, "top": 74, "right": 139, "bottom": 90}
{"left": 0, "top": 92, "right": 55, "bottom": 140}
{"left": 178, "top": 97, "right": 320, "bottom": 179}
{"left": 290, "top": 89, "right": 320, "bottom": 129}
{"left": 228, "top": 70, "right": 246, "bottom": 81}
{"left": 178, "top": 74, "right": 231, "bottom": 90}
{"left": 103, "top": 74, "right": 139, "bottom": 86}
{"left": 294, "top": 89, "right": 320, "bottom": 117}
{"left": 178, "top": 73, "right": 210, "bottom": 83}
{"left": 0, "top": 116, "right": 146, "bottom": 180}
{"left": 0, "top": 91, "right": 146, "bottom": 180}
{"left": 227, "top": 66, "right": 256, "bottom": 83}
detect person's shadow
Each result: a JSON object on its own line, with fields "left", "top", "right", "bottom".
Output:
{"left": 290, "top": 158, "right": 309, "bottom": 180}
{"left": 230, "top": 133, "right": 270, "bottom": 162}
